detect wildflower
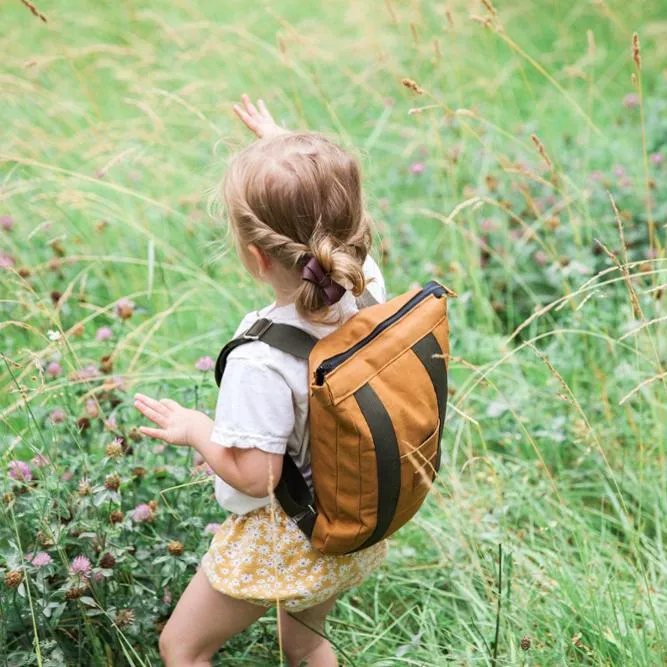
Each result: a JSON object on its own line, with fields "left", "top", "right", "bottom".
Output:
{"left": 116, "top": 609, "right": 136, "bottom": 629}
{"left": 3, "top": 492, "right": 15, "bottom": 505}
{"left": 47, "top": 329, "right": 61, "bottom": 341}
{"left": 46, "top": 361, "right": 62, "bottom": 378}
{"left": 147, "top": 500, "right": 158, "bottom": 511}
{"left": 62, "top": 471, "right": 73, "bottom": 482}
{"left": 65, "top": 585, "right": 87, "bottom": 600}
{"left": 8, "top": 460, "right": 32, "bottom": 482}
{"left": 167, "top": 541, "right": 184, "bottom": 557}
{"left": 73, "top": 364, "right": 100, "bottom": 381}
{"left": 589, "top": 170, "right": 604, "bottom": 183}
{"left": 128, "top": 427, "right": 143, "bottom": 442}
{"left": 50, "top": 290, "right": 62, "bottom": 305}
{"left": 109, "top": 510, "right": 124, "bottom": 524}
{"left": 650, "top": 152, "right": 664, "bottom": 166}
{"left": 104, "top": 473, "right": 121, "bottom": 491}
{"left": 195, "top": 356, "right": 215, "bottom": 372}
{"left": 0, "top": 253, "right": 15, "bottom": 268}
{"left": 109, "top": 375, "right": 127, "bottom": 392}
{"left": 521, "top": 636, "right": 531, "bottom": 651}
{"left": 131, "top": 503, "right": 154, "bottom": 522}
{"left": 70, "top": 322, "right": 85, "bottom": 337}
{"left": 409, "top": 162, "right": 426, "bottom": 174}
{"left": 106, "top": 438, "right": 123, "bottom": 459}
{"left": 0, "top": 216, "right": 13, "bottom": 231}
{"left": 96, "top": 326, "right": 113, "bottom": 341}
{"left": 104, "top": 415, "right": 118, "bottom": 431}
{"left": 99, "top": 553, "right": 116, "bottom": 569}
{"left": 85, "top": 399, "right": 100, "bottom": 418}
{"left": 132, "top": 466, "right": 146, "bottom": 478}
{"left": 93, "top": 571, "right": 105, "bottom": 583}
{"left": 27, "top": 552, "right": 52, "bottom": 568}
{"left": 115, "top": 298, "right": 135, "bottom": 320}
{"left": 37, "top": 531, "right": 54, "bottom": 547}
{"left": 4, "top": 570, "right": 23, "bottom": 589}
{"left": 534, "top": 251, "right": 549, "bottom": 266}
{"left": 76, "top": 417, "right": 91, "bottom": 432}
{"left": 78, "top": 479, "right": 92, "bottom": 496}
{"left": 32, "top": 454, "right": 48, "bottom": 468}
{"left": 50, "top": 409, "right": 66, "bottom": 424}
{"left": 99, "top": 355, "right": 113, "bottom": 374}
{"left": 479, "top": 218, "right": 497, "bottom": 232}
{"left": 204, "top": 523, "right": 221, "bottom": 535}
{"left": 614, "top": 165, "right": 626, "bottom": 178}
{"left": 70, "top": 555, "right": 92, "bottom": 579}
{"left": 623, "top": 93, "right": 639, "bottom": 109}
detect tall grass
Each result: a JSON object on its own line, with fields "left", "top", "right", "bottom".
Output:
{"left": 1, "top": 0, "right": 665, "bottom": 664}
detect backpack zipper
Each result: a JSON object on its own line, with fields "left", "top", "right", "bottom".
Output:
{"left": 315, "top": 281, "right": 447, "bottom": 385}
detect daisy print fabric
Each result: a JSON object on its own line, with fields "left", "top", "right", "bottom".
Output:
{"left": 201, "top": 504, "right": 387, "bottom": 612}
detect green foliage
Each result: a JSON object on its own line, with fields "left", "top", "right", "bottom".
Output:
{"left": 1, "top": 0, "right": 665, "bottom": 665}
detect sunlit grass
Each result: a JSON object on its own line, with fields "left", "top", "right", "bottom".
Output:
{"left": 1, "top": 0, "right": 666, "bottom": 665}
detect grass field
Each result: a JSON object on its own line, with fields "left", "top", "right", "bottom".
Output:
{"left": 1, "top": 0, "right": 666, "bottom": 665}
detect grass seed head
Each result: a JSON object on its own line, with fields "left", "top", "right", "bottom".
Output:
{"left": 632, "top": 32, "right": 641, "bottom": 69}
{"left": 401, "top": 78, "right": 424, "bottom": 95}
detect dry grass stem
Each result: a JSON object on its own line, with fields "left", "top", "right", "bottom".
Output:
{"left": 530, "top": 133, "right": 553, "bottom": 170}
{"left": 20, "top": 0, "right": 47, "bottom": 22}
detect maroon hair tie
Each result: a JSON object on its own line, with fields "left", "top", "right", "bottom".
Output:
{"left": 302, "top": 256, "right": 346, "bottom": 306}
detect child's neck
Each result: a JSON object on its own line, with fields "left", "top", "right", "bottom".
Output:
{"left": 272, "top": 284, "right": 298, "bottom": 308}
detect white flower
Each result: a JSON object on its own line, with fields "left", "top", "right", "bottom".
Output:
{"left": 47, "top": 330, "right": 61, "bottom": 341}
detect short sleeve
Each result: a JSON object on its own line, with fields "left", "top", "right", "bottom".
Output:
{"left": 363, "top": 255, "right": 386, "bottom": 303}
{"left": 211, "top": 356, "right": 295, "bottom": 455}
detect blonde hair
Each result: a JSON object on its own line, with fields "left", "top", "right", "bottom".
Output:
{"left": 221, "top": 132, "right": 372, "bottom": 319}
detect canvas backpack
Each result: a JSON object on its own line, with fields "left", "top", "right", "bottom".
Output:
{"left": 214, "top": 280, "right": 453, "bottom": 555}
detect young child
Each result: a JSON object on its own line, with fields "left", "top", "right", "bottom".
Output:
{"left": 134, "top": 95, "right": 388, "bottom": 667}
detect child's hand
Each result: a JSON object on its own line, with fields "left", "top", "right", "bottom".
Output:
{"left": 133, "top": 393, "right": 211, "bottom": 447}
{"left": 233, "top": 94, "right": 285, "bottom": 140}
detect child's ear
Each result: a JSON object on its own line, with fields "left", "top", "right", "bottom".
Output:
{"left": 246, "top": 244, "right": 271, "bottom": 277}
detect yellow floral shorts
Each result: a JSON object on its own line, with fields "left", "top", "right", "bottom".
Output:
{"left": 201, "top": 504, "right": 387, "bottom": 612}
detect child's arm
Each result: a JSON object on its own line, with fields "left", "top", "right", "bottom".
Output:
{"left": 232, "top": 94, "right": 286, "bottom": 140}
{"left": 134, "top": 393, "right": 282, "bottom": 498}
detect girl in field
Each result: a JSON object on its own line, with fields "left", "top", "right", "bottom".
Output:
{"left": 134, "top": 95, "right": 388, "bottom": 667}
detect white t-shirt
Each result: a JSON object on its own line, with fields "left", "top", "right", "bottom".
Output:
{"left": 212, "top": 256, "right": 386, "bottom": 515}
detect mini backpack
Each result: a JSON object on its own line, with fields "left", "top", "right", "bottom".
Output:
{"left": 214, "top": 280, "right": 453, "bottom": 555}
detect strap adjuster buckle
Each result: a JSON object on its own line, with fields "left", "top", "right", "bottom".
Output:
{"left": 242, "top": 319, "right": 272, "bottom": 341}
{"left": 292, "top": 504, "right": 316, "bottom": 525}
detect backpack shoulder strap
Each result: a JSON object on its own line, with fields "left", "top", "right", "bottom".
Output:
{"left": 213, "top": 317, "right": 319, "bottom": 539}
{"left": 214, "top": 318, "right": 318, "bottom": 387}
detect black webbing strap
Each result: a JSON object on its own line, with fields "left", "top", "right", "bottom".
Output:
{"left": 354, "top": 383, "right": 401, "bottom": 551}
{"left": 214, "top": 318, "right": 317, "bottom": 385}
{"left": 214, "top": 318, "right": 318, "bottom": 538}
{"left": 411, "top": 333, "right": 447, "bottom": 473}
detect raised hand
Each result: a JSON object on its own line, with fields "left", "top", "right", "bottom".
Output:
{"left": 232, "top": 94, "right": 286, "bottom": 140}
{"left": 134, "top": 393, "right": 211, "bottom": 447}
